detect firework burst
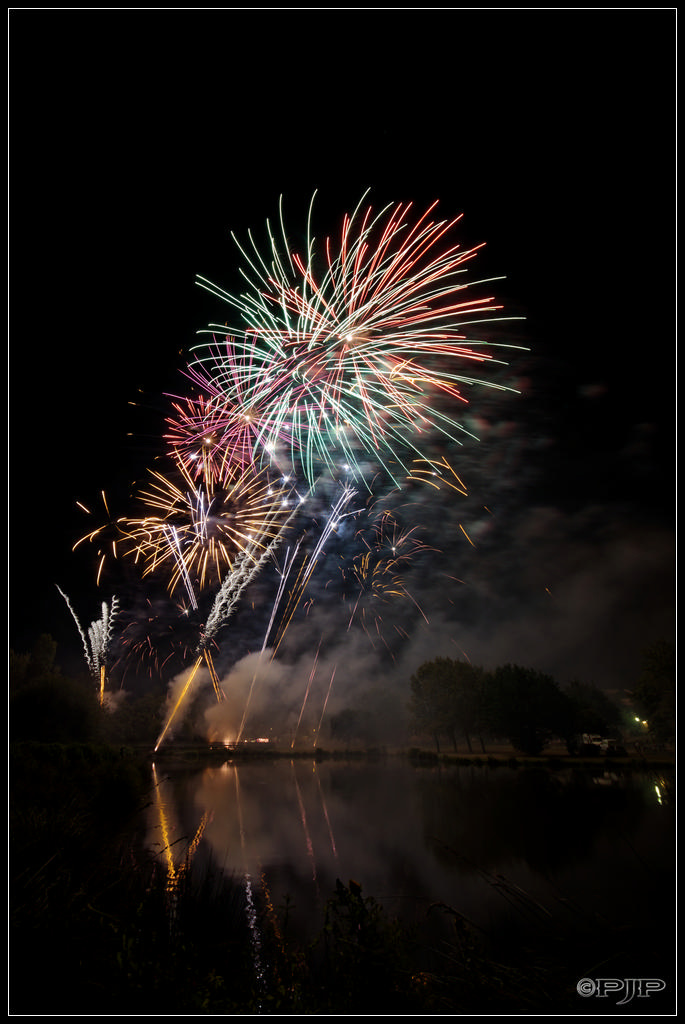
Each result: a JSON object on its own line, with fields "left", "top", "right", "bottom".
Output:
{"left": 166, "top": 336, "right": 301, "bottom": 477}
{"left": 193, "top": 192, "right": 523, "bottom": 487}
{"left": 101, "top": 458, "right": 298, "bottom": 602}
{"left": 337, "top": 505, "right": 433, "bottom": 650}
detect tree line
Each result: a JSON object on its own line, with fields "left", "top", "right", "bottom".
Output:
{"left": 407, "top": 646, "right": 674, "bottom": 756}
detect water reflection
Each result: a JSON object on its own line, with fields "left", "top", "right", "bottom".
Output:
{"left": 146, "top": 758, "right": 675, "bottom": 952}
{"left": 150, "top": 764, "right": 209, "bottom": 894}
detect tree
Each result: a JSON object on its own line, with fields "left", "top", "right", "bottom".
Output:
{"left": 564, "top": 680, "right": 623, "bottom": 736}
{"left": 483, "top": 664, "right": 573, "bottom": 756}
{"left": 98, "top": 690, "right": 166, "bottom": 746}
{"left": 408, "top": 658, "right": 453, "bottom": 752}
{"left": 10, "top": 634, "right": 100, "bottom": 743}
{"left": 408, "top": 657, "right": 487, "bottom": 753}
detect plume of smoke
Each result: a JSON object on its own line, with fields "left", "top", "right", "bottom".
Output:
{"left": 204, "top": 651, "right": 285, "bottom": 744}
{"left": 158, "top": 662, "right": 212, "bottom": 744}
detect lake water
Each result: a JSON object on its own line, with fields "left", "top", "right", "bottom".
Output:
{"left": 145, "top": 755, "right": 675, "bottom": 1007}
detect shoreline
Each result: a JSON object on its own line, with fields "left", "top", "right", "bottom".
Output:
{"left": 146, "top": 741, "right": 675, "bottom": 771}
{"left": 10, "top": 738, "right": 673, "bottom": 772}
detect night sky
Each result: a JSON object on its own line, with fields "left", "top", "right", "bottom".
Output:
{"left": 9, "top": 10, "right": 675, "bottom": 711}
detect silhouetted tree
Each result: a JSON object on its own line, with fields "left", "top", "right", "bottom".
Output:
{"left": 408, "top": 657, "right": 488, "bottom": 753}
{"left": 483, "top": 664, "right": 573, "bottom": 756}
{"left": 98, "top": 690, "right": 166, "bottom": 746}
{"left": 10, "top": 634, "right": 100, "bottom": 743}
{"left": 564, "top": 680, "right": 623, "bottom": 736}
{"left": 408, "top": 658, "right": 453, "bottom": 752}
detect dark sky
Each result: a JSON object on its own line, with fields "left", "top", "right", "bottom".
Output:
{"left": 9, "top": 10, "right": 675, "bottom": 701}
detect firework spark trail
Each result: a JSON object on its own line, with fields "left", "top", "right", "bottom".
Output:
{"left": 314, "top": 762, "right": 338, "bottom": 858}
{"left": 235, "top": 539, "right": 303, "bottom": 744}
{"left": 271, "top": 484, "right": 361, "bottom": 655}
{"left": 56, "top": 586, "right": 119, "bottom": 704}
{"left": 203, "top": 648, "right": 225, "bottom": 702}
{"left": 154, "top": 655, "right": 204, "bottom": 752}
{"left": 56, "top": 585, "right": 92, "bottom": 670}
{"left": 236, "top": 484, "right": 419, "bottom": 742}
{"left": 151, "top": 764, "right": 178, "bottom": 886}
{"left": 71, "top": 491, "right": 122, "bottom": 587}
{"left": 233, "top": 485, "right": 356, "bottom": 745}
{"left": 234, "top": 766, "right": 268, "bottom": 1006}
{"left": 291, "top": 638, "right": 322, "bottom": 748}
{"left": 151, "top": 764, "right": 210, "bottom": 916}
{"left": 292, "top": 762, "right": 317, "bottom": 884}
{"left": 263, "top": 540, "right": 304, "bottom": 648}
{"left": 407, "top": 456, "right": 470, "bottom": 494}
{"left": 314, "top": 664, "right": 337, "bottom": 750}
{"left": 201, "top": 501, "right": 302, "bottom": 648}
{"left": 163, "top": 524, "right": 199, "bottom": 610}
